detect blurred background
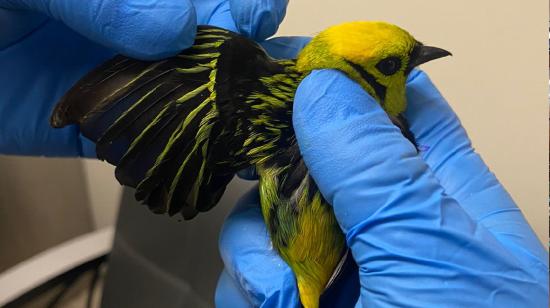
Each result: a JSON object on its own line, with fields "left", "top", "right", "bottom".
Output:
{"left": 1, "top": 0, "right": 548, "bottom": 307}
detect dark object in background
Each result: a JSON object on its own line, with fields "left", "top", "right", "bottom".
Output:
{"left": 101, "top": 180, "right": 252, "bottom": 308}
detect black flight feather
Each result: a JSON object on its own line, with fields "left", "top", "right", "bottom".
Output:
{"left": 50, "top": 26, "right": 301, "bottom": 218}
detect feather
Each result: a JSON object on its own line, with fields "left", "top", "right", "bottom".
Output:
{"left": 50, "top": 26, "right": 237, "bottom": 216}
{"left": 50, "top": 25, "right": 304, "bottom": 218}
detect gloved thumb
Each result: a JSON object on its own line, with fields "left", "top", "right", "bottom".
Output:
{"left": 293, "top": 70, "right": 547, "bottom": 307}
{"left": 0, "top": 0, "right": 197, "bottom": 59}
{"left": 229, "top": 0, "right": 287, "bottom": 41}
{"left": 293, "top": 69, "right": 424, "bottom": 230}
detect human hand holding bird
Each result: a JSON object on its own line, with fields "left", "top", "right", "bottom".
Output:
{"left": 218, "top": 69, "right": 549, "bottom": 307}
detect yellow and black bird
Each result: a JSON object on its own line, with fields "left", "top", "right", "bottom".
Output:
{"left": 50, "top": 21, "right": 450, "bottom": 308}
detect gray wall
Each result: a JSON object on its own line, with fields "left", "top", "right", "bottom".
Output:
{"left": 0, "top": 156, "right": 93, "bottom": 272}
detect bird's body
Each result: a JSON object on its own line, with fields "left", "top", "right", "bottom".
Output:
{"left": 51, "top": 22, "right": 450, "bottom": 308}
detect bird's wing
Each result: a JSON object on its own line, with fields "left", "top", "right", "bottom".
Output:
{"left": 51, "top": 26, "right": 264, "bottom": 219}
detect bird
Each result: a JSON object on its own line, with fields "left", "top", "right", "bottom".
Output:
{"left": 50, "top": 21, "right": 451, "bottom": 308}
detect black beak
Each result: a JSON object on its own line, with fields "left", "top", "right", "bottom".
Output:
{"left": 407, "top": 43, "right": 452, "bottom": 72}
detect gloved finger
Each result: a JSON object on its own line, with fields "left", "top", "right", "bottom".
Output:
{"left": 294, "top": 69, "right": 418, "bottom": 220}
{"left": 219, "top": 187, "right": 300, "bottom": 308}
{"left": 404, "top": 70, "right": 499, "bottom": 208}
{"left": 0, "top": 9, "right": 47, "bottom": 49}
{"left": 229, "top": 0, "right": 288, "bottom": 41}
{"left": 0, "top": 0, "right": 197, "bottom": 60}
{"left": 193, "top": 0, "right": 237, "bottom": 32}
{"left": 260, "top": 36, "right": 311, "bottom": 59}
{"left": 405, "top": 70, "right": 547, "bottom": 262}
{"left": 293, "top": 70, "right": 548, "bottom": 307}
{"left": 215, "top": 270, "right": 254, "bottom": 307}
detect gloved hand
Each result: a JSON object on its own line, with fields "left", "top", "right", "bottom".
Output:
{"left": 0, "top": 0, "right": 288, "bottom": 156}
{"left": 217, "top": 69, "right": 549, "bottom": 307}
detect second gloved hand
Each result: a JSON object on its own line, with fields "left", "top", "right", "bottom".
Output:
{"left": 217, "top": 69, "right": 549, "bottom": 307}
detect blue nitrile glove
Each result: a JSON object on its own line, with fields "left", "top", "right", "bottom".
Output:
{"left": 217, "top": 69, "right": 549, "bottom": 307}
{"left": 0, "top": 0, "right": 287, "bottom": 156}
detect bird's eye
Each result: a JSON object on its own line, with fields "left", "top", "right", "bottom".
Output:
{"left": 376, "top": 57, "right": 402, "bottom": 76}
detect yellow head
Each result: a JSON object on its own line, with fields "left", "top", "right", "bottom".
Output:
{"left": 296, "top": 21, "right": 451, "bottom": 115}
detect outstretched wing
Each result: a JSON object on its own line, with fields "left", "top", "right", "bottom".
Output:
{"left": 51, "top": 26, "right": 255, "bottom": 218}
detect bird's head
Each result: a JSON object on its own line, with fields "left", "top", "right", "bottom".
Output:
{"left": 296, "top": 21, "right": 451, "bottom": 116}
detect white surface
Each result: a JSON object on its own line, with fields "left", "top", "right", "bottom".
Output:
{"left": 0, "top": 227, "right": 114, "bottom": 306}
